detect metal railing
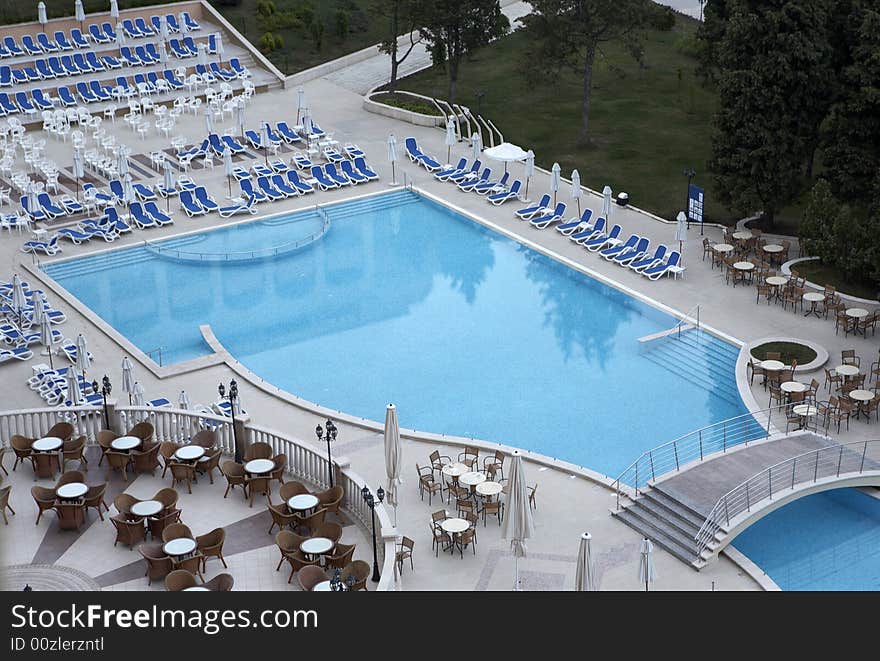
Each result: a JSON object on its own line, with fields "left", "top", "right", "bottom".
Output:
{"left": 613, "top": 404, "right": 797, "bottom": 509}
{"left": 695, "top": 439, "right": 880, "bottom": 556}
{"left": 675, "top": 303, "right": 701, "bottom": 338}
{"left": 145, "top": 347, "right": 164, "bottom": 367}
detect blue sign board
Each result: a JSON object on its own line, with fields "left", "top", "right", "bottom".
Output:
{"left": 687, "top": 184, "right": 704, "bottom": 225}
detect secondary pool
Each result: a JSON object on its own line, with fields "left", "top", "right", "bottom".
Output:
{"left": 44, "top": 190, "right": 749, "bottom": 478}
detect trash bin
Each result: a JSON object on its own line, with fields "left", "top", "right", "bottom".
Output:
{"left": 616, "top": 192, "right": 629, "bottom": 206}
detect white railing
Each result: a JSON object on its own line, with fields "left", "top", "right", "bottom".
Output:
{"left": 116, "top": 406, "right": 236, "bottom": 452}
{"left": 246, "top": 423, "right": 330, "bottom": 489}
{"left": 613, "top": 404, "right": 799, "bottom": 509}
{"left": 695, "top": 439, "right": 880, "bottom": 556}
{"left": 0, "top": 405, "right": 105, "bottom": 443}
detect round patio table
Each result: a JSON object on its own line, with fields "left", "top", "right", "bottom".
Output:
{"left": 846, "top": 308, "right": 869, "bottom": 335}
{"left": 174, "top": 446, "right": 205, "bottom": 462}
{"left": 441, "top": 463, "right": 469, "bottom": 479}
{"left": 713, "top": 243, "right": 733, "bottom": 253}
{"left": 32, "top": 436, "right": 62, "bottom": 452}
{"left": 440, "top": 518, "right": 469, "bottom": 534}
{"left": 311, "top": 581, "right": 332, "bottom": 592}
{"left": 781, "top": 381, "right": 807, "bottom": 394}
{"left": 163, "top": 538, "right": 196, "bottom": 557}
{"left": 765, "top": 276, "right": 788, "bottom": 287}
{"left": 849, "top": 389, "right": 875, "bottom": 420}
{"left": 476, "top": 481, "right": 503, "bottom": 497}
{"left": 732, "top": 231, "right": 753, "bottom": 240}
{"left": 287, "top": 494, "right": 319, "bottom": 512}
{"left": 56, "top": 483, "right": 87, "bottom": 500}
{"left": 802, "top": 292, "right": 825, "bottom": 317}
{"left": 183, "top": 587, "right": 210, "bottom": 591}
{"left": 111, "top": 436, "right": 141, "bottom": 451}
{"left": 733, "top": 261, "right": 754, "bottom": 271}
{"left": 244, "top": 459, "right": 274, "bottom": 475}
{"left": 130, "top": 500, "right": 163, "bottom": 517}
{"left": 762, "top": 244, "right": 784, "bottom": 254}
{"left": 792, "top": 404, "right": 818, "bottom": 418}
{"left": 300, "top": 537, "right": 333, "bottom": 560}
{"left": 835, "top": 364, "right": 860, "bottom": 378}
{"left": 761, "top": 360, "right": 785, "bottom": 372}
{"left": 459, "top": 471, "right": 486, "bottom": 487}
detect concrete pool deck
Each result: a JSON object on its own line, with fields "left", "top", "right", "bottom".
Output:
{"left": 1, "top": 72, "right": 877, "bottom": 591}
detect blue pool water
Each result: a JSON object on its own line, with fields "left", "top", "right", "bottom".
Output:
{"left": 734, "top": 489, "right": 880, "bottom": 590}
{"left": 45, "top": 191, "right": 748, "bottom": 477}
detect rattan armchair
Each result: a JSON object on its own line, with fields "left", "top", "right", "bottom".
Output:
{"left": 0, "top": 485, "right": 14, "bottom": 524}
{"left": 482, "top": 450, "right": 505, "bottom": 479}
{"left": 196, "top": 448, "right": 222, "bottom": 484}
{"left": 275, "top": 530, "right": 308, "bottom": 571}
{"left": 454, "top": 527, "right": 476, "bottom": 558}
{"left": 202, "top": 573, "right": 234, "bottom": 591}
{"left": 196, "top": 527, "right": 227, "bottom": 571}
{"left": 162, "top": 522, "right": 193, "bottom": 543}
{"left": 62, "top": 436, "right": 88, "bottom": 471}
{"left": 32, "top": 486, "right": 56, "bottom": 525}
{"left": 165, "top": 569, "right": 198, "bottom": 591}
{"left": 341, "top": 560, "right": 370, "bottom": 591}
{"left": 128, "top": 421, "right": 155, "bottom": 444}
{"left": 269, "top": 454, "right": 286, "bottom": 485}
{"left": 131, "top": 443, "right": 161, "bottom": 475}
{"left": 172, "top": 552, "right": 204, "bottom": 580}
{"left": 54, "top": 501, "right": 85, "bottom": 531}
{"left": 159, "top": 442, "right": 180, "bottom": 478}
{"left": 30, "top": 452, "right": 61, "bottom": 480}
{"left": 417, "top": 463, "right": 441, "bottom": 504}
{"left": 148, "top": 508, "right": 181, "bottom": 541}
{"left": 243, "top": 441, "right": 272, "bottom": 461}
{"left": 47, "top": 422, "right": 74, "bottom": 443}
{"left": 221, "top": 461, "right": 247, "bottom": 499}
{"left": 10, "top": 435, "right": 34, "bottom": 471}
{"left": 294, "top": 507, "right": 327, "bottom": 536}
{"left": 190, "top": 429, "right": 216, "bottom": 449}
{"left": 267, "top": 498, "right": 297, "bottom": 535}
{"left": 83, "top": 483, "right": 109, "bottom": 521}
{"left": 153, "top": 487, "right": 179, "bottom": 514}
{"left": 285, "top": 550, "right": 319, "bottom": 584}
{"left": 56, "top": 470, "right": 85, "bottom": 488}
{"left": 326, "top": 542, "right": 355, "bottom": 571}
{"left": 245, "top": 475, "right": 271, "bottom": 507}
{"left": 298, "top": 565, "right": 329, "bottom": 592}
{"left": 96, "top": 430, "right": 117, "bottom": 467}
{"left": 169, "top": 461, "right": 195, "bottom": 494}
{"left": 113, "top": 493, "right": 140, "bottom": 518}
{"left": 312, "top": 521, "right": 343, "bottom": 544}
{"left": 139, "top": 542, "right": 174, "bottom": 585}
{"left": 105, "top": 450, "right": 132, "bottom": 482}
{"left": 110, "top": 513, "right": 145, "bottom": 546}
{"left": 279, "top": 481, "right": 308, "bottom": 501}
{"left": 315, "top": 485, "right": 343, "bottom": 515}
{"left": 457, "top": 446, "right": 479, "bottom": 469}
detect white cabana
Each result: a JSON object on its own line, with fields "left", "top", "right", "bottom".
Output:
{"left": 482, "top": 142, "right": 529, "bottom": 174}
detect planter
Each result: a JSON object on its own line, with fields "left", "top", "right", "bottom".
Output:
{"left": 363, "top": 90, "right": 445, "bottom": 127}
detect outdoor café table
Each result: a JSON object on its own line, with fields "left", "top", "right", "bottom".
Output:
{"left": 713, "top": 243, "right": 733, "bottom": 254}
{"left": 130, "top": 500, "right": 163, "bottom": 518}
{"left": 732, "top": 231, "right": 753, "bottom": 241}
{"left": 760, "top": 360, "right": 785, "bottom": 386}
{"left": 183, "top": 587, "right": 210, "bottom": 591}
{"left": 244, "top": 459, "right": 274, "bottom": 475}
{"left": 55, "top": 482, "right": 87, "bottom": 501}
{"left": 300, "top": 537, "right": 333, "bottom": 562}
{"left": 846, "top": 308, "right": 869, "bottom": 335}
{"left": 792, "top": 404, "right": 818, "bottom": 429}
{"left": 781, "top": 381, "right": 808, "bottom": 394}
{"left": 311, "top": 581, "right": 332, "bottom": 592}
{"left": 849, "top": 389, "right": 875, "bottom": 419}
{"left": 802, "top": 292, "right": 825, "bottom": 318}
{"left": 287, "top": 494, "right": 319, "bottom": 512}
{"left": 32, "top": 436, "right": 62, "bottom": 452}
{"left": 765, "top": 276, "right": 788, "bottom": 301}
{"left": 835, "top": 364, "right": 860, "bottom": 379}
{"left": 163, "top": 538, "right": 196, "bottom": 557}
{"left": 441, "top": 462, "right": 469, "bottom": 488}
{"left": 111, "top": 436, "right": 141, "bottom": 451}
{"left": 762, "top": 244, "right": 784, "bottom": 254}
{"left": 440, "top": 518, "right": 469, "bottom": 553}
{"left": 460, "top": 471, "right": 486, "bottom": 488}
{"left": 732, "top": 261, "right": 754, "bottom": 286}
{"left": 475, "top": 481, "right": 503, "bottom": 503}
{"left": 175, "top": 445, "right": 206, "bottom": 462}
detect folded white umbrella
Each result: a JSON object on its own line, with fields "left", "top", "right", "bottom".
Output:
{"left": 571, "top": 169, "right": 582, "bottom": 216}
{"left": 132, "top": 381, "right": 145, "bottom": 407}
{"left": 75, "top": 333, "right": 90, "bottom": 382}
{"left": 160, "top": 15, "right": 168, "bottom": 42}
{"left": 575, "top": 532, "right": 599, "bottom": 591}
{"left": 179, "top": 11, "right": 189, "bottom": 36}
{"left": 31, "top": 290, "right": 45, "bottom": 327}
{"left": 162, "top": 159, "right": 175, "bottom": 211}
{"left": 223, "top": 147, "right": 234, "bottom": 197}
{"left": 158, "top": 40, "right": 167, "bottom": 65}
{"left": 11, "top": 274, "right": 26, "bottom": 326}
{"left": 120, "top": 356, "right": 134, "bottom": 403}
{"left": 178, "top": 390, "right": 190, "bottom": 410}
{"left": 301, "top": 108, "right": 313, "bottom": 136}
{"left": 110, "top": 0, "right": 119, "bottom": 20}
{"left": 523, "top": 149, "right": 535, "bottom": 200}
{"left": 550, "top": 162, "right": 561, "bottom": 207}
{"left": 116, "top": 25, "right": 126, "bottom": 47}
{"left": 72, "top": 147, "right": 84, "bottom": 200}
{"left": 204, "top": 104, "right": 213, "bottom": 134}
{"left": 39, "top": 316, "right": 55, "bottom": 369}
{"left": 383, "top": 404, "right": 402, "bottom": 524}
{"left": 602, "top": 185, "right": 613, "bottom": 222}
{"left": 65, "top": 369, "right": 81, "bottom": 405}
{"left": 215, "top": 32, "right": 224, "bottom": 62}
{"left": 260, "top": 123, "right": 270, "bottom": 163}
{"left": 471, "top": 132, "right": 483, "bottom": 163}
{"left": 75, "top": 0, "right": 84, "bottom": 26}
{"left": 198, "top": 42, "right": 208, "bottom": 69}
{"left": 123, "top": 173, "right": 135, "bottom": 206}
{"left": 444, "top": 117, "right": 456, "bottom": 166}
{"left": 639, "top": 538, "right": 657, "bottom": 591}
{"left": 38, "top": 2, "right": 47, "bottom": 26}
{"left": 387, "top": 133, "right": 398, "bottom": 185}
{"left": 502, "top": 450, "right": 534, "bottom": 590}
{"left": 236, "top": 98, "right": 245, "bottom": 137}
{"left": 675, "top": 211, "right": 688, "bottom": 268}
{"left": 296, "top": 87, "right": 306, "bottom": 120}
{"left": 116, "top": 147, "right": 129, "bottom": 177}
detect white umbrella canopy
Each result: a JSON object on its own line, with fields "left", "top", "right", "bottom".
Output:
{"left": 501, "top": 450, "right": 534, "bottom": 590}
{"left": 160, "top": 15, "right": 168, "bottom": 42}
{"left": 179, "top": 12, "right": 189, "bottom": 36}
{"left": 11, "top": 274, "right": 26, "bottom": 326}
{"left": 72, "top": 147, "right": 84, "bottom": 199}
{"left": 387, "top": 133, "right": 398, "bottom": 185}
{"left": 158, "top": 40, "right": 167, "bottom": 65}
{"left": 483, "top": 141, "right": 528, "bottom": 173}
{"left": 444, "top": 117, "right": 456, "bottom": 166}
{"left": 204, "top": 104, "right": 213, "bottom": 134}
{"left": 383, "top": 404, "right": 402, "bottom": 520}
{"left": 38, "top": 2, "right": 47, "bottom": 26}
{"left": 571, "top": 169, "right": 582, "bottom": 216}
{"left": 301, "top": 108, "right": 313, "bottom": 136}
{"left": 550, "top": 162, "right": 561, "bottom": 207}
{"left": 116, "top": 147, "right": 129, "bottom": 177}
{"left": 74, "top": 0, "right": 85, "bottom": 24}
{"left": 162, "top": 159, "right": 175, "bottom": 210}
{"left": 178, "top": 390, "right": 190, "bottom": 410}
{"left": 38, "top": 316, "right": 55, "bottom": 368}
{"left": 31, "top": 290, "right": 45, "bottom": 327}
{"left": 471, "top": 132, "right": 483, "bottom": 163}
{"left": 215, "top": 32, "right": 224, "bottom": 62}
{"left": 120, "top": 356, "right": 134, "bottom": 403}
{"left": 602, "top": 185, "right": 613, "bottom": 222}
{"left": 75, "top": 333, "right": 90, "bottom": 381}
{"left": 260, "top": 123, "right": 270, "bottom": 164}
{"left": 575, "top": 532, "right": 599, "bottom": 591}
{"left": 639, "top": 538, "right": 657, "bottom": 591}
{"left": 131, "top": 381, "right": 145, "bottom": 407}
{"left": 197, "top": 42, "right": 208, "bottom": 69}
{"left": 675, "top": 211, "right": 688, "bottom": 267}
{"left": 110, "top": 0, "right": 119, "bottom": 20}
{"left": 122, "top": 173, "right": 135, "bottom": 206}
{"left": 65, "top": 369, "right": 82, "bottom": 405}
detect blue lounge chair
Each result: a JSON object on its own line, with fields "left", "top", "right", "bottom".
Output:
{"left": 82, "top": 183, "right": 114, "bottom": 206}
{"left": 37, "top": 193, "right": 66, "bottom": 218}
{"left": 120, "top": 47, "right": 140, "bottom": 67}
{"left": 135, "top": 45, "right": 156, "bottom": 65}
{"left": 34, "top": 60, "right": 53, "bottom": 79}
{"left": 340, "top": 161, "right": 368, "bottom": 184}
{"left": 292, "top": 153, "right": 313, "bottom": 170}
{"left": 447, "top": 160, "right": 482, "bottom": 183}
{"left": 265, "top": 125, "right": 283, "bottom": 145}
{"left": 0, "top": 66, "right": 10, "bottom": 87}
{"left": 557, "top": 209, "right": 594, "bottom": 236}
{"left": 487, "top": 180, "right": 522, "bottom": 205}
{"left": 0, "top": 41, "right": 8, "bottom": 58}
{"left": 252, "top": 162, "right": 274, "bottom": 178}
{"left": 210, "top": 62, "right": 235, "bottom": 81}
{"left": 0, "top": 93, "right": 17, "bottom": 114}
{"left": 179, "top": 190, "right": 206, "bottom": 217}
{"left": 458, "top": 167, "right": 492, "bottom": 192}
{"left": 57, "top": 86, "right": 76, "bottom": 107}
{"left": 58, "top": 55, "right": 78, "bottom": 75}
{"left": 20, "top": 196, "right": 47, "bottom": 221}
{"left": 31, "top": 89, "right": 53, "bottom": 110}
{"left": 218, "top": 195, "right": 258, "bottom": 218}
{"left": 108, "top": 179, "right": 125, "bottom": 202}
{"left": 121, "top": 19, "right": 142, "bottom": 39}
{"left": 146, "top": 43, "right": 162, "bottom": 62}
{"left": 530, "top": 202, "right": 567, "bottom": 229}
{"left": 435, "top": 158, "right": 468, "bottom": 181}
{"left": 404, "top": 137, "right": 441, "bottom": 172}
{"left": 323, "top": 147, "right": 345, "bottom": 163}
{"left": 101, "top": 22, "right": 116, "bottom": 41}
{"left": 47, "top": 57, "right": 65, "bottom": 77}
{"left": 231, "top": 166, "right": 250, "bottom": 181}
{"left": 22, "top": 35, "right": 42, "bottom": 56}
{"left": 169, "top": 38, "right": 190, "bottom": 59}
{"left": 144, "top": 202, "right": 173, "bottom": 225}
{"left": 584, "top": 224, "right": 621, "bottom": 251}
{"left": 239, "top": 179, "right": 267, "bottom": 202}
{"left": 229, "top": 57, "right": 250, "bottom": 78}
{"left": 3, "top": 37, "right": 23, "bottom": 57}
{"left": 134, "top": 17, "right": 155, "bottom": 36}
{"left": 182, "top": 12, "right": 200, "bottom": 30}
{"left": 193, "top": 187, "right": 218, "bottom": 211}
{"left": 21, "top": 236, "right": 61, "bottom": 255}
{"left": 600, "top": 233, "right": 639, "bottom": 260}
{"left": 56, "top": 228, "right": 93, "bottom": 244}
{"left": 102, "top": 207, "right": 131, "bottom": 234}
{"left": 89, "top": 24, "right": 111, "bottom": 44}
{"left": 166, "top": 13, "right": 181, "bottom": 32}
{"left": 178, "top": 138, "right": 208, "bottom": 160}
{"left": 89, "top": 80, "right": 112, "bottom": 101}
{"left": 73, "top": 52, "right": 95, "bottom": 73}
{"left": 571, "top": 217, "right": 606, "bottom": 244}
{"left": 256, "top": 176, "right": 285, "bottom": 200}
{"left": 207, "top": 133, "right": 226, "bottom": 156}
{"left": 70, "top": 29, "right": 89, "bottom": 49}
{"left": 10, "top": 69, "right": 27, "bottom": 85}
{"left": 163, "top": 69, "right": 184, "bottom": 89}
{"left": 269, "top": 159, "right": 289, "bottom": 174}
{"left": 221, "top": 134, "right": 245, "bottom": 154}
{"left": 643, "top": 251, "right": 681, "bottom": 280}
{"left": 75, "top": 82, "right": 96, "bottom": 104}
{"left": 151, "top": 16, "right": 162, "bottom": 33}
{"left": 353, "top": 157, "right": 379, "bottom": 181}
{"left": 271, "top": 174, "right": 298, "bottom": 197}
{"left": 99, "top": 53, "right": 121, "bottom": 70}
{"left": 133, "top": 182, "right": 157, "bottom": 201}
{"left": 244, "top": 129, "right": 264, "bottom": 151}
{"left": 23, "top": 66, "right": 41, "bottom": 82}
{"left": 177, "top": 177, "right": 197, "bottom": 192}
{"left": 0, "top": 347, "right": 35, "bottom": 363}
{"left": 309, "top": 166, "right": 338, "bottom": 191}
{"left": 344, "top": 144, "right": 366, "bottom": 158}
{"left": 474, "top": 172, "right": 510, "bottom": 195}
{"left": 629, "top": 245, "right": 668, "bottom": 273}
{"left": 130, "top": 202, "right": 157, "bottom": 227}
{"left": 286, "top": 170, "right": 314, "bottom": 194}
{"left": 55, "top": 31, "right": 74, "bottom": 51}
{"left": 59, "top": 195, "right": 83, "bottom": 215}
{"left": 611, "top": 237, "right": 649, "bottom": 265}
{"left": 37, "top": 33, "right": 58, "bottom": 52}
{"left": 323, "top": 163, "right": 351, "bottom": 187}
{"left": 515, "top": 194, "right": 551, "bottom": 220}
{"left": 182, "top": 36, "right": 199, "bottom": 56}
{"left": 277, "top": 121, "right": 301, "bottom": 143}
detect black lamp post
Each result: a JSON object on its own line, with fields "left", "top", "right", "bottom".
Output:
{"left": 329, "top": 567, "right": 356, "bottom": 592}
{"left": 683, "top": 167, "right": 697, "bottom": 231}
{"left": 92, "top": 375, "right": 111, "bottom": 429}
{"left": 315, "top": 419, "right": 338, "bottom": 487}
{"left": 361, "top": 485, "right": 384, "bottom": 583}
{"left": 218, "top": 379, "right": 241, "bottom": 463}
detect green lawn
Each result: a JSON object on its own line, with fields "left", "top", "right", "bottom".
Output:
{"left": 750, "top": 342, "right": 818, "bottom": 366}
{"left": 792, "top": 261, "right": 878, "bottom": 301}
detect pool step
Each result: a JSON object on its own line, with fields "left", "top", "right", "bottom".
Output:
{"left": 43, "top": 246, "right": 154, "bottom": 280}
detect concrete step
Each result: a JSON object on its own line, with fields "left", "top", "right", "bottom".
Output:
{"left": 646, "top": 486, "right": 708, "bottom": 529}
{"left": 635, "top": 491, "right": 703, "bottom": 539}
{"left": 612, "top": 507, "right": 700, "bottom": 568}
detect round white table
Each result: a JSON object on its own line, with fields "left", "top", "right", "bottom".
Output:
{"left": 56, "top": 482, "right": 88, "bottom": 500}
{"left": 732, "top": 231, "right": 753, "bottom": 240}
{"left": 130, "top": 500, "right": 163, "bottom": 517}
{"left": 244, "top": 459, "right": 274, "bottom": 474}
{"left": 792, "top": 404, "right": 818, "bottom": 417}
{"left": 761, "top": 360, "right": 785, "bottom": 372}
{"left": 441, "top": 463, "right": 469, "bottom": 479}
{"left": 733, "top": 261, "right": 755, "bottom": 271}
{"left": 311, "top": 580, "right": 332, "bottom": 592}
{"left": 287, "top": 494, "right": 319, "bottom": 512}
{"left": 175, "top": 445, "right": 206, "bottom": 462}
{"left": 713, "top": 243, "right": 733, "bottom": 253}
{"left": 111, "top": 436, "right": 141, "bottom": 451}
{"left": 32, "top": 436, "right": 62, "bottom": 452}
{"left": 766, "top": 276, "right": 788, "bottom": 287}
{"left": 850, "top": 389, "right": 876, "bottom": 403}
{"left": 441, "top": 517, "right": 469, "bottom": 534}
{"left": 459, "top": 471, "right": 486, "bottom": 487}
{"left": 300, "top": 537, "right": 333, "bottom": 558}
{"left": 802, "top": 291, "right": 825, "bottom": 317}
{"left": 846, "top": 308, "right": 869, "bottom": 335}
{"left": 762, "top": 244, "right": 784, "bottom": 253}
{"left": 183, "top": 587, "right": 210, "bottom": 591}
{"left": 835, "top": 364, "right": 860, "bottom": 378}
{"left": 475, "top": 481, "right": 503, "bottom": 497}
{"left": 781, "top": 381, "right": 808, "bottom": 394}
{"left": 163, "top": 538, "right": 196, "bottom": 557}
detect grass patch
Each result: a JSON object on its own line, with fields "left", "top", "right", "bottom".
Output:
{"left": 371, "top": 92, "right": 442, "bottom": 116}
{"left": 792, "top": 261, "right": 878, "bottom": 301}
{"left": 751, "top": 342, "right": 817, "bottom": 366}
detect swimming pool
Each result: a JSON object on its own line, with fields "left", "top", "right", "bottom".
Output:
{"left": 45, "top": 190, "right": 749, "bottom": 477}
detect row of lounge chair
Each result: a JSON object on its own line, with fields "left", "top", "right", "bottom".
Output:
{"left": 0, "top": 321, "right": 62, "bottom": 348}
{"left": 433, "top": 157, "right": 523, "bottom": 205}
{"left": 0, "top": 13, "right": 200, "bottom": 58}
{"left": 405, "top": 137, "right": 442, "bottom": 172}
{"left": 0, "top": 281, "right": 67, "bottom": 329}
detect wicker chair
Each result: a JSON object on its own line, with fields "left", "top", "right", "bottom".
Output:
{"left": 153, "top": 487, "right": 179, "bottom": 514}
{"left": 454, "top": 527, "right": 476, "bottom": 558}
{"left": 131, "top": 443, "right": 161, "bottom": 475}
{"left": 202, "top": 573, "right": 234, "bottom": 591}
{"left": 110, "top": 513, "right": 145, "bottom": 546}
{"left": 245, "top": 475, "right": 271, "bottom": 507}
{"left": 326, "top": 542, "right": 355, "bottom": 571}
{"left": 842, "top": 350, "right": 860, "bottom": 368}
{"left": 196, "top": 448, "right": 222, "bottom": 484}
{"left": 279, "top": 481, "right": 308, "bottom": 501}
{"left": 285, "top": 550, "right": 319, "bottom": 583}
{"left": 298, "top": 565, "right": 329, "bottom": 592}
{"left": 47, "top": 422, "right": 74, "bottom": 443}
{"left": 267, "top": 498, "right": 297, "bottom": 535}
{"left": 62, "top": 436, "right": 88, "bottom": 471}
{"left": 165, "top": 569, "right": 198, "bottom": 591}
{"left": 113, "top": 493, "right": 140, "bottom": 518}
{"left": 139, "top": 542, "right": 174, "bottom": 585}
{"left": 482, "top": 450, "right": 505, "bottom": 479}
{"left": 221, "top": 461, "right": 247, "bottom": 498}
{"left": 83, "top": 483, "right": 109, "bottom": 521}
{"left": 56, "top": 470, "right": 85, "bottom": 488}
{"left": 830, "top": 399, "right": 853, "bottom": 432}
{"left": 148, "top": 508, "right": 181, "bottom": 541}
{"left": 315, "top": 485, "right": 343, "bottom": 515}
{"left": 341, "top": 560, "right": 370, "bottom": 591}
{"left": 457, "top": 446, "right": 479, "bottom": 469}
{"left": 159, "top": 442, "right": 180, "bottom": 478}
{"left": 31, "top": 451, "right": 61, "bottom": 480}
{"left": 105, "top": 450, "right": 132, "bottom": 482}
{"left": 169, "top": 461, "right": 195, "bottom": 494}
{"left": 32, "top": 486, "right": 56, "bottom": 525}
{"left": 55, "top": 502, "right": 86, "bottom": 531}
{"left": 0, "top": 485, "right": 14, "bottom": 524}
{"left": 243, "top": 442, "right": 272, "bottom": 461}
{"left": 96, "top": 430, "right": 117, "bottom": 467}
{"left": 417, "top": 464, "right": 442, "bottom": 504}
{"left": 196, "top": 527, "right": 227, "bottom": 571}
{"left": 482, "top": 499, "right": 503, "bottom": 526}
{"left": 294, "top": 507, "right": 327, "bottom": 536}
{"left": 190, "top": 429, "right": 216, "bottom": 449}
{"left": 172, "top": 552, "right": 204, "bottom": 580}
{"left": 275, "top": 530, "right": 308, "bottom": 571}
{"left": 162, "top": 522, "right": 193, "bottom": 543}
{"left": 312, "top": 521, "right": 343, "bottom": 544}
{"left": 128, "top": 421, "right": 155, "bottom": 444}
{"left": 10, "top": 435, "right": 34, "bottom": 471}
{"left": 396, "top": 536, "right": 414, "bottom": 572}
{"left": 269, "top": 454, "right": 286, "bottom": 485}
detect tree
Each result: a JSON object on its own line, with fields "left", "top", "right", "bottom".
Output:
{"left": 374, "top": 0, "right": 425, "bottom": 94}
{"left": 520, "top": 0, "right": 647, "bottom": 145}
{"left": 708, "top": 1, "right": 835, "bottom": 227}
{"left": 419, "top": 0, "right": 507, "bottom": 103}
{"left": 694, "top": 0, "right": 731, "bottom": 85}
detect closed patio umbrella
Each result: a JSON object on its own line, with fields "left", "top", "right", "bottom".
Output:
{"left": 197, "top": 42, "right": 208, "bottom": 70}
{"left": 72, "top": 147, "right": 84, "bottom": 201}
{"left": 110, "top": 0, "right": 118, "bottom": 20}
{"left": 524, "top": 149, "right": 535, "bottom": 200}
{"left": 160, "top": 15, "right": 168, "bottom": 42}
{"left": 75, "top": 0, "right": 84, "bottom": 31}
{"left": 116, "top": 146, "right": 129, "bottom": 177}
{"left": 471, "top": 131, "right": 482, "bottom": 164}
{"left": 120, "top": 356, "right": 134, "bottom": 404}
{"left": 602, "top": 185, "right": 613, "bottom": 223}
{"left": 116, "top": 24, "right": 125, "bottom": 47}
{"left": 550, "top": 162, "right": 561, "bottom": 208}
{"left": 179, "top": 12, "right": 189, "bottom": 36}
{"left": 178, "top": 390, "right": 190, "bottom": 410}
{"left": 301, "top": 107, "right": 313, "bottom": 137}
{"left": 639, "top": 538, "right": 657, "bottom": 592}
{"left": 502, "top": 450, "right": 533, "bottom": 591}
{"left": 131, "top": 381, "right": 145, "bottom": 407}
{"left": 158, "top": 40, "right": 167, "bottom": 65}
{"left": 38, "top": 2, "right": 47, "bottom": 26}
{"left": 122, "top": 173, "right": 135, "bottom": 208}
{"left": 162, "top": 159, "right": 175, "bottom": 211}
{"left": 39, "top": 316, "right": 55, "bottom": 370}
{"left": 675, "top": 211, "right": 688, "bottom": 268}
{"left": 260, "top": 122, "right": 270, "bottom": 164}
{"left": 204, "top": 104, "right": 213, "bottom": 134}
{"left": 11, "top": 274, "right": 26, "bottom": 328}
{"left": 65, "top": 368, "right": 81, "bottom": 406}
{"left": 296, "top": 86, "right": 306, "bottom": 122}
{"left": 75, "top": 333, "right": 90, "bottom": 384}
{"left": 383, "top": 403, "right": 402, "bottom": 526}
{"left": 571, "top": 169, "right": 581, "bottom": 216}
{"left": 215, "top": 32, "right": 224, "bottom": 63}
{"left": 387, "top": 133, "right": 398, "bottom": 186}
{"left": 444, "top": 117, "right": 456, "bottom": 167}
{"left": 236, "top": 98, "right": 245, "bottom": 138}
{"left": 223, "top": 147, "right": 233, "bottom": 198}
{"left": 31, "top": 290, "right": 44, "bottom": 327}
{"left": 575, "top": 532, "right": 599, "bottom": 591}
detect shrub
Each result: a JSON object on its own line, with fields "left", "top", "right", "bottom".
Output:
{"left": 647, "top": 4, "right": 676, "bottom": 31}
{"left": 309, "top": 18, "right": 324, "bottom": 51}
{"left": 334, "top": 10, "right": 349, "bottom": 41}
{"left": 256, "top": 0, "right": 276, "bottom": 18}
{"left": 257, "top": 31, "right": 283, "bottom": 54}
